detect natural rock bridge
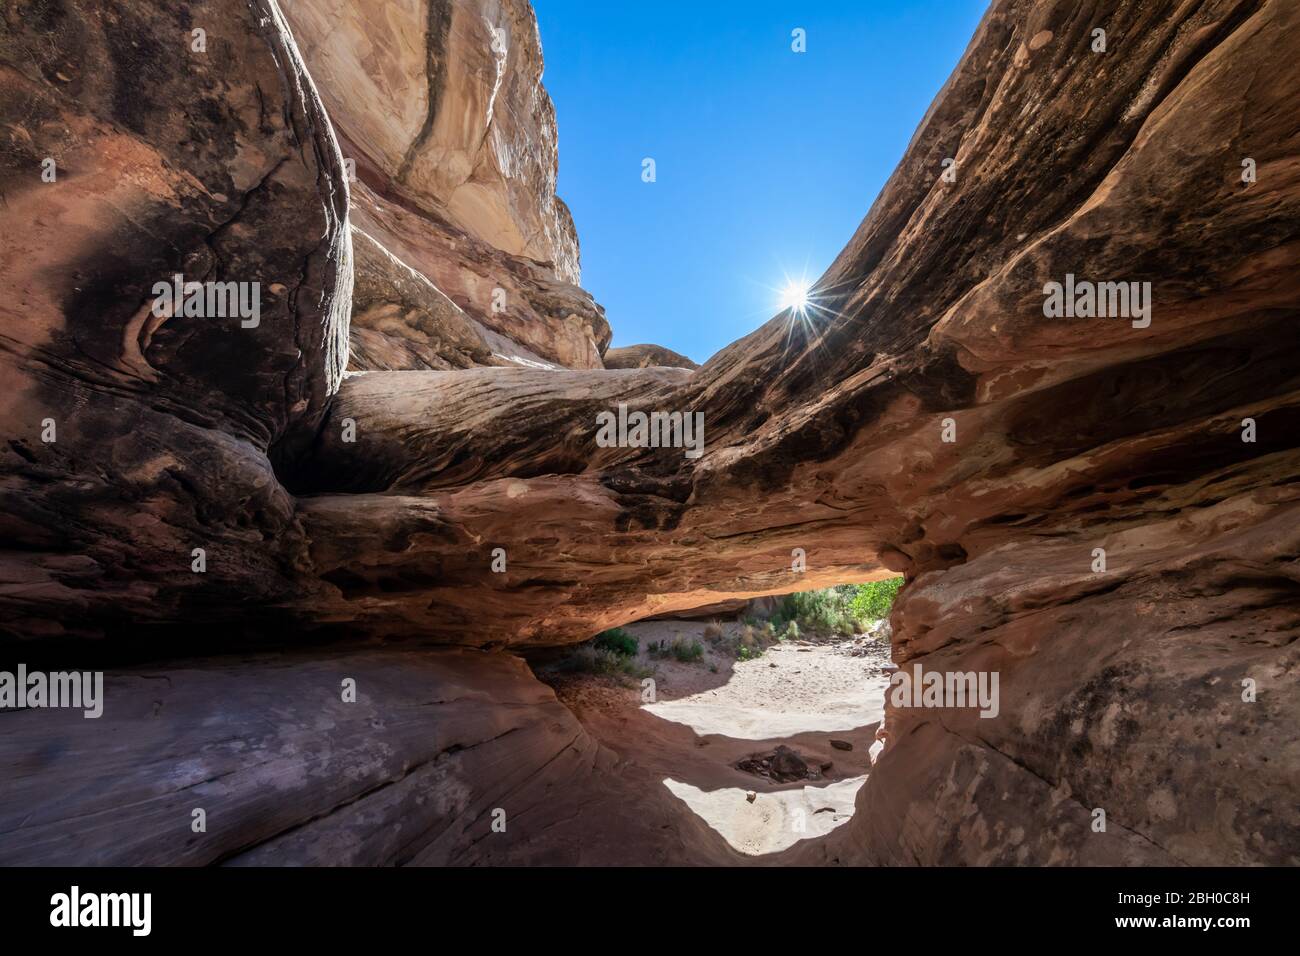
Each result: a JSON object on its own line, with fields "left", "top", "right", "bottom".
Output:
{"left": 0, "top": 0, "right": 1296, "bottom": 865}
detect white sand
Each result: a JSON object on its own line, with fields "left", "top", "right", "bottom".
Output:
{"left": 645, "top": 640, "right": 886, "bottom": 738}
{"left": 663, "top": 774, "right": 868, "bottom": 855}
{"left": 544, "top": 619, "right": 892, "bottom": 856}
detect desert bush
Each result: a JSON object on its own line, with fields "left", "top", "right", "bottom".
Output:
{"left": 703, "top": 621, "right": 724, "bottom": 642}
{"left": 671, "top": 637, "right": 705, "bottom": 662}
{"left": 560, "top": 647, "right": 650, "bottom": 680}
{"left": 778, "top": 586, "right": 857, "bottom": 634}
{"left": 593, "top": 628, "right": 638, "bottom": 657}
{"left": 645, "top": 636, "right": 704, "bottom": 663}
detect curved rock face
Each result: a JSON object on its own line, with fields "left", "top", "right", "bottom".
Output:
{"left": 280, "top": 0, "right": 579, "bottom": 283}
{"left": 0, "top": 0, "right": 1297, "bottom": 867}
{"left": 0, "top": 646, "right": 736, "bottom": 866}
{"left": 0, "top": 0, "right": 351, "bottom": 639}
{"left": 279, "top": 0, "right": 609, "bottom": 371}
{"left": 348, "top": 226, "right": 494, "bottom": 372}
{"left": 348, "top": 176, "right": 608, "bottom": 370}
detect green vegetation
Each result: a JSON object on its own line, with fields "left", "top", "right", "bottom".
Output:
{"left": 592, "top": 627, "right": 638, "bottom": 657}
{"left": 848, "top": 577, "right": 905, "bottom": 622}
{"left": 550, "top": 627, "right": 647, "bottom": 682}
{"left": 558, "top": 646, "right": 651, "bottom": 680}
{"left": 647, "top": 636, "right": 705, "bottom": 663}
{"left": 672, "top": 638, "right": 705, "bottom": 662}
{"left": 765, "top": 578, "right": 904, "bottom": 637}
{"left": 556, "top": 577, "right": 902, "bottom": 681}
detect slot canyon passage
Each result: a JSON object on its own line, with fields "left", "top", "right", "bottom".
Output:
{"left": 0, "top": 0, "right": 1298, "bottom": 867}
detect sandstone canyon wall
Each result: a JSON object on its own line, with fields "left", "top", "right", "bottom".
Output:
{"left": 280, "top": 0, "right": 611, "bottom": 371}
{"left": 0, "top": 0, "right": 1296, "bottom": 866}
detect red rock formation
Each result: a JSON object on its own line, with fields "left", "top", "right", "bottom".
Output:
{"left": 0, "top": 0, "right": 1296, "bottom": 866}
{"left": 348, "top": 176, "right": 609, "bottom": 370}
{"left": 605, "top": 344, "right": 701, "bottom": 370}
{"left": 0, "top": 0, "right": 351, "bottom": 639}
{"left": 280, "top": 0, "right": 611, "bottom": 370}
{"left": 280, "top": 0, "right": 580, "bottom": 282}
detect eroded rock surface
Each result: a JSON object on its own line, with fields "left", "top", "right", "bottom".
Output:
{"left": 605, "top": 344, "right": 701, "bottom": 370}
{"left": 348, "top": 226, "right": 494, "bottom": 372}
{"left": 280, "top": 0, "right": 579, "bottom": 283}
{"left": 0, "top": 646, "right": 739, "bottom": 866}
{"left": 280, "top": 0, "right": 609, "bottom": 370}
{"left": 0, "top": 0, "right": 351, "bottom": 639}
{"left": 0, "top": 0, "right": 1296, "bottom": 867}
{"left": 348, "top": 177, "right": 608, "bottom": 370}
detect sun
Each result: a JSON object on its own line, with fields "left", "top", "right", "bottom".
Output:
{"left": 779, "top": 279, "right": 811, "bottom": 314}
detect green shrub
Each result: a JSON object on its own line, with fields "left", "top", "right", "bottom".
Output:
{"left": 644, "top": 637, "right": 703, "bottom": 662}
{"left": 778, "top": 586, "right": 857, "bottom": 635}
{"left": 560, "top": 647, "right": 651, "bottom": 680}
{"left": 593, "top": 628, "right": 638, "bottom": 657}
{"left": 849, "top": 577, "right": 905, "bottom": 622}
{"left": 671, "top": 638, "right": 705, "bottom": 662}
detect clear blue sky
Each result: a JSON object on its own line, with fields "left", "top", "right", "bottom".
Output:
{"left": 533, "top": 0, "right": 988, "bottom": 364}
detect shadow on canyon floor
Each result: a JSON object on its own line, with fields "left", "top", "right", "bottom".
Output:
{"left": 536, "top": 620, "right": 891, "bottom": 857}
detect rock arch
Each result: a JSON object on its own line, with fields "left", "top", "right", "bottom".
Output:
{"left": 0, "top": 0, "right": 1296, "bottom": 865}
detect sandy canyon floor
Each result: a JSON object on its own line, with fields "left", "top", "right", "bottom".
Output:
{"left": 537, "top": 620, "right": 892, "bottom": 856}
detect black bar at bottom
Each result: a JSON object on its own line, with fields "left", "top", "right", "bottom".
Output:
{"left": 0, "top": 866, "right": 1284, "bottom": 942}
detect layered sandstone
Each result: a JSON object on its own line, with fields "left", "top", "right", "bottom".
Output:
{"left": 280, "top": 0, "right": 579, "bottom": 282}
{"left": 0, "top": 643, "right": 748, "bottom": 865}
{"left": 0, "top": 0, "right": 1296, "bottom": 866}
{"left": 604, "top": 344, "right": 701, "bottom": 370}
{"left": 0, "top": 0, "right": 351, "bottom": 639}
{"left": 279, "top": 0, "right": 609, "bottom": 370}
{"left": 348, "top": 176, "right": 608, "bottom": 370}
